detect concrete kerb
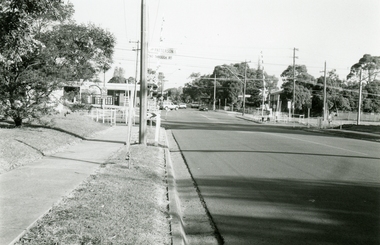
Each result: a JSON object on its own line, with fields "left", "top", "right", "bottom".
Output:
{"left": 165, "top": 149, "right": 188, "bottom": 245}
{"left": 163, "top": 129, "right": 186, "bottom": 245}
{"left": 164, "top": 129, "right": 219, "bottom": 245}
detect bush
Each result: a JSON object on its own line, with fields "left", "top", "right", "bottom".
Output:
{"left": 67, "top": 103, "right": 93, "bottom": 112}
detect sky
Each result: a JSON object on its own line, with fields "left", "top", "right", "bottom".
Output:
{"left": 69, "top": 0, "right": 380, "bottom": 89}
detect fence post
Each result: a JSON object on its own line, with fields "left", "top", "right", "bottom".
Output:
{"left": 155, "top": 114, "right": 161, "bottom": 145}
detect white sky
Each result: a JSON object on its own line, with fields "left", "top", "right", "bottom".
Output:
{"left": 69, "top": 0, "right": 380, "bottom": 89}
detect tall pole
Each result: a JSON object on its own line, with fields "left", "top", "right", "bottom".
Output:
{"left": 357, "top": 68, "right": 363, "bottom": 125}
{"left": 213, "top": 73, "right": 216, "bottom": 111}
{"left": 125, "top": 41, "right": 139, "bottom": 160}
{"left": 323, "top": 61, "right": 327, "bottom": 121}
{"left": 139, "top": 0, "right": 147, "bottom": 145}
{"left": 130, "top": 40, "right": 140, "bottom": 107}
{"left": 242, "top": 61, "right": 247, "bottom": 116}
{"left": 102, "top": 70, "right": 106, "bottom": 109}
{"left": 261, "top": 54, "right": 265, "bottom": 117}
{"left": 161, "top": 79, "right": 164, "bottom": 100}
{"left": 292, "top": 48, "right": 298, "bottom": 120}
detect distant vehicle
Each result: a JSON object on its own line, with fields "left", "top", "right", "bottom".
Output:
{"left": 199, "top": 105, "right": 208, "bottom": 111}
{"left": 191, "top": 102, "right": 200, "bottom": 108}
{"left": 178, "top": 103, "right": 187, "bottom": 109}
{"left": 160, "top": 101, "right": 179, "bottom": 110}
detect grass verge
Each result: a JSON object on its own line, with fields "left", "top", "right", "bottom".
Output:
{"left": 0, "top": 113, "right": 110, "bottom": 174}
{"left": 338, "top": 124, "right": 380, "bottom": 135}
{"left": 14, "top": 143, "right": 171, "bottom": 245}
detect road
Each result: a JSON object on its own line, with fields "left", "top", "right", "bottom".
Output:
{"left": 162, "top": 108, "right": 380, "bottom": 245}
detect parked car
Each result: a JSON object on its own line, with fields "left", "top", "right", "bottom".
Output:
{"left": 199, "top": 105, "right": 208, "bottom": 111}
{"left": 178, "top": 103, "right": 187, "bottom": 109}
{"left": 190, "top": 102, "right": 200, "bottom": 108}
{"left": 160, "top": 101, "right": 179, "bottom": 110}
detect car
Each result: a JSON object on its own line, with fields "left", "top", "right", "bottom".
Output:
{"left": 199, "top": 105, "right": 208, "bottom": 111}
{"left": 178, "top": 103, "right": 187, "bottom": 109}
{"left": 190, "top": 102, "right": 200, "bottom": 108}
{"left": 160, "top": 101, "right": 179, "bottom": 110}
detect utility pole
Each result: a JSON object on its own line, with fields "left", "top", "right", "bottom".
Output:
{"left": 292, "top": 48, "right": 298, "bottom": 120}
{"left": 243, "top": 61, "right": 248, "bottom": 116}
{"left": 139, "top": 0, "right": 148, "bottom": 145}
{"left": 260, "top": 53, "right": 265, "bottom": 118}
{"left": 323, "top": 61, "right": 327, "bottom": 122}
{"left": 357, "top": 67, "right": 363, "bottom": 125}
{"left": 130, "top": 40, "right": 140, "bottom": 107}
{"left": 125, "top": 40, "right": 140, "bottom": 161}
{"left": 213, "top": 73, "right": 216, "bottom": 111}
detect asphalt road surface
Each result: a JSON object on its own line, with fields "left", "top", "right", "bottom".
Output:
{"left": 162, "top": 108, "right": 380, "bottom": 245}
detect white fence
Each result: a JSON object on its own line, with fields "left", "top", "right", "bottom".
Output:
{"left": 90, "top": 108, "right": 137, "bottom": 125}
{"left": 334, "top": 111, "right": 380, "bottom": 122}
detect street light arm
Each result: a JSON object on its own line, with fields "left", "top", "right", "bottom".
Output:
{"left": 222, "top": 65, "right": 245, "bottom": 84}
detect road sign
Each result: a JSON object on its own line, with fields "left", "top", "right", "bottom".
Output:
{"left": 147, "top": 112, "right": 157, "bottom": 119}
{"left": 149, "top": 47, "right": 176, "bottom": 54}
{"left": 238, "top": 95, "right": 251, "bottom": 98}
{"left": 149, "top": 47, "right": 176, "bottom": 60}
{"left": 151, "top": 54, "right": 173, "bottom": 60}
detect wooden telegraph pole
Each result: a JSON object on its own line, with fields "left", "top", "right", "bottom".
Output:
{"left": 357, "top": 68, "right": 363, "bottom": 125}
{"left": 213, "top": 74, "right": 216, "bottom": 111}
{"left": 292, "top": 48, "right": 298, "bottom": 120}
{"left": 139, "top": 0, "right": 147, "bottom": 145}
{"left": 323, "top": 61, "right": 327, "bottom": 122}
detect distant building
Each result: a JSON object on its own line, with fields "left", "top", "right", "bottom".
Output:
{"left": 268, "top": 89, "right": 283, "bottom": 112}
{"left": 62, "top": 80, "right": 140, "bottom": 107}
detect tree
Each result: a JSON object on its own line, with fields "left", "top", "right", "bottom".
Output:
{"left": 312, "top": 70, "right": 350, "bottom": 116}
{"left": 108, "top": 66, "right": 126, "bottom": 83}
{"left": 109, "top": 67, "right": 127, "bottom": 83}
{"left": 182, "top": 63, "right": 279, "bottom": 110}
{"left": 166, "top": 87, "right": 182, "bottom": 102}
{"left": 0, "top": 1, "right": 115, "bottom": 126}
{"left": 0, "top": 0, "right": 74, "bottom": 65}
{"left": 183, "top": 73, "right": 213, "bottom": 102}
{"left": 347, "top": 54, "right": 380, "bottom": 113}
{"left": 347, "top": 54, "right": 380, "bottom": 83}
{"left": 363, "top": 80, "right": 380, "bottom": 113}
{"left": 280, "top": 65, "right": 315, "bottom": 114}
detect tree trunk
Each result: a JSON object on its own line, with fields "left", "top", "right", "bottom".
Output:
{"left": 14, "top": 117, "right": 23, "bottom": 127}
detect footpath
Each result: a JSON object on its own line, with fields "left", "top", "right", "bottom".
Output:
{"left": 0, "top": 126, "right": 138, "bottom": 245}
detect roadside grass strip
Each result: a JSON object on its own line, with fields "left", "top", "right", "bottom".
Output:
{"left": 15, "top": 145, "right": 171, "bottom": 245}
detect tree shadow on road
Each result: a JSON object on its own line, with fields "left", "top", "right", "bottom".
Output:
{"left": 177, "top": 176, "right": 380, "bottom": 245}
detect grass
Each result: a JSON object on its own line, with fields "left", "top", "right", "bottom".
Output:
{"left": 1, "top": 112, "right": 171, "bottom": 244}
{"left": 0, "top": 113, "right": 109, "bottom": 174}
{"left": 339, "top": 124, "right": 380, "bottom": 135}
{"left": 14, "top": 145, "right": 171, "bottom": 245}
